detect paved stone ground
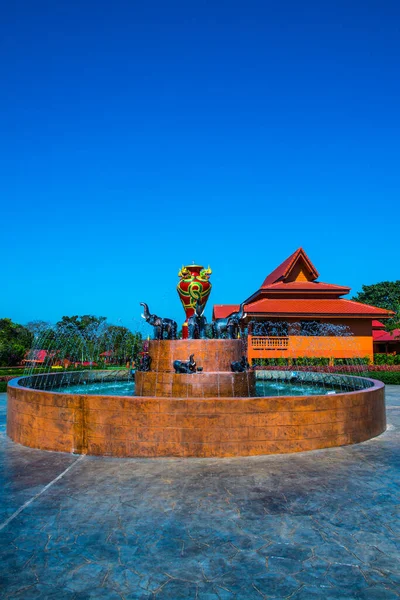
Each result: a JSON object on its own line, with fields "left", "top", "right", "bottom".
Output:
{"left": 0, "top": 389, "right": 399, "bottom": 600}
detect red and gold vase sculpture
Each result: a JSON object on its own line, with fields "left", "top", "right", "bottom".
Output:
{"left": 177, "top": 264, "right": 212, "bottom": 338}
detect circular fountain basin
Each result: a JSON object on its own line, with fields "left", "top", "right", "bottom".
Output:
{"left": 6, "top": 370, "right": 386, "bottom": 457}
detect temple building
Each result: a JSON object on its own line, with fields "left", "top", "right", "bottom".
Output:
{"left": 213, "top": 248, "right": 394, "bottom": 364}
{"left": 372, "top": 320, "right": 400, "bottom": 355}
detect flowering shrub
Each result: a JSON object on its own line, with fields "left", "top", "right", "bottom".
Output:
{"left": 252, "top": 364, "right": 400, "bottom": 384}
{"left": 252, "top": 364, "right": 400, "bottom": 372}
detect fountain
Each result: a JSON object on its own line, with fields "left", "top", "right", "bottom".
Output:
{"left": 6, "top": 265, "right": 386, "bottom": 457}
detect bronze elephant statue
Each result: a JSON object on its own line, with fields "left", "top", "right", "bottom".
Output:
{"left": 212, "top": 303, "right": 246, "bottom": 339}
{"left": 140, "top": 302, "right": 177, "bottom": 340}
{"left": 187, "top": 299, "right": 207, "bottom": 339}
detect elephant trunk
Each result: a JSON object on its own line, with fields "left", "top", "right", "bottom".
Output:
{"left": 195, "top": 298, "right": 203, "bottom": 317}
{"left": 238, "top": 303, "right": 245, "bottom": 319}
{"left": 140, "top": 302, "right": 150, "bottom": 320}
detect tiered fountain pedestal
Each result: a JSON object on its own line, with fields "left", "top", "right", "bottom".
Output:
{"left": 141, "top": 340, "right": 244, "bottom": 371}
{"left": 135, "top": 371, "right": 254, "bottom": 398}
{"left": 135, "top": 340, "right": 255, "bottom": 398}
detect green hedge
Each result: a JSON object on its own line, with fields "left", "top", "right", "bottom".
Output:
{"left": 252, "top": 358, "right": 290, "bottom": 367}
{"left": 366, "top": 371, "right": 400, "bottom": 385}
{"left": 334, "top": 357, "right": 370, "bottom": 365}
{"left": 0, "top": 367, "right": 50, "bottom": 376}
{"left": 294, "top": 357, "right": 330, "bottom": 366}
{"left": 0, "top": 382, "right": 7, "bottom": 393}
{"left": 0, "top": 369, "right": 25, "bottom": 376}
{"left": 0, "top": 365, "right": 120, "bottom": 378}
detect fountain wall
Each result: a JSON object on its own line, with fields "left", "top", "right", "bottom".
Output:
{"left": 7, "top": 372, "right": 385, "bottom": 457}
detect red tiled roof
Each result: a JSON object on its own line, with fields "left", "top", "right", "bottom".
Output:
{"left": 214, "top": 248, "right": 395, "bottom": 322}
{"left": 372, "top": 320, "right": 385, "bottom": 329}
{"left": 213, "top": 305, "right": 240, "bottom": 319}
{"left": 245, "top": 298, "right": 394, "bottom": 317}
{"left": 213, "top": 300, "right": 394, "bottom": 319}
{"left": 261, "top": 248, "right": 319, "bottom": 287}
{"left": 23, "top": 349, "right": 48, "bottom": 363}
{"left": 373, "top": 329, "right": 400, "bottom": 342}
{"left": 260, "top": 281, "right": 350, "bottom": 294}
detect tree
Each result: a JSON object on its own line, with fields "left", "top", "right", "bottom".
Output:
{"left": 352, "top": 281, "right": 400, "bottom": 332}
{"left": 47, "top": 316, "right": 143, "bottom": 366}
{"left": 56, "top": 315, "right": 107, "bottom": 335}
{"left": 51, "top": 315, "right": 107, "bottom": 363}
{"left": 25, "top": 320, "right": 53, "bottom": 337}
{"left": 0, "top": 318, "right": 34, "bottom": 366}
{"left": 98, "top": 325, "right": 142, "bottom": 365}
{"left": 18, "top": 314, "right": 144, "bottom": 368}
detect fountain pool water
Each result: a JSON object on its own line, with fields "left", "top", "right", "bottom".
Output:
{"left": 48, "top": 379, "right": 351, "bottom": 397}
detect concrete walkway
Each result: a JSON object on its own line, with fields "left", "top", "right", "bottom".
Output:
{"left": 0, "top": 388, "right": 399, "bottom": 599}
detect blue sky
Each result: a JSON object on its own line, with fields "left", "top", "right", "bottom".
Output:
{"left": 1, "top": 0, "right": 399, "bottom": 332}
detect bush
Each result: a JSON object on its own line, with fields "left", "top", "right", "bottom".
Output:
{"left": 0, "top": 367, "right": 58, "bottom": 377}
{"left": 0, "top": 343, "right": 28, "bottom": 367}
{"left": 0, "top": 368, "right": 25, "bottom": 376}
{"left": 374, "top": 353, "right": 400, "bottom": 365}
{"left": 0, "top": 382, "right": 7, "bottom": 393}
{"left": 367, "top": 371, "right": 400, "bottom": 385}
{"left": 0, "top": 319, "right": 33, "bottom": 366}
{"left": 334, "top": 357, "right": 370, "bottom": 366}
{"left": 294, "top": 357, "right": 330, "bottom": 366}
{"left": 252, "top": 358, "right": 290, "bottom": 367}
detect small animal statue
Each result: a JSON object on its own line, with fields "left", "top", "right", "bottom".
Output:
{"left": 231, "top": 355, "right": 250, "bottom": 372}
{"left": 173, "top": 354, "right": 196, "bottom": 374}
{"left": 212, "top": 303, "right": 246, "bottom": 339}
{"left": 140, "top": 302, "right": 178, "bottom": 340}
{"left": 187, "top": 299, "right": 207, "bottom": 339}
{"left": 137, "top": 353, "right": 152, "bottom": 372}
